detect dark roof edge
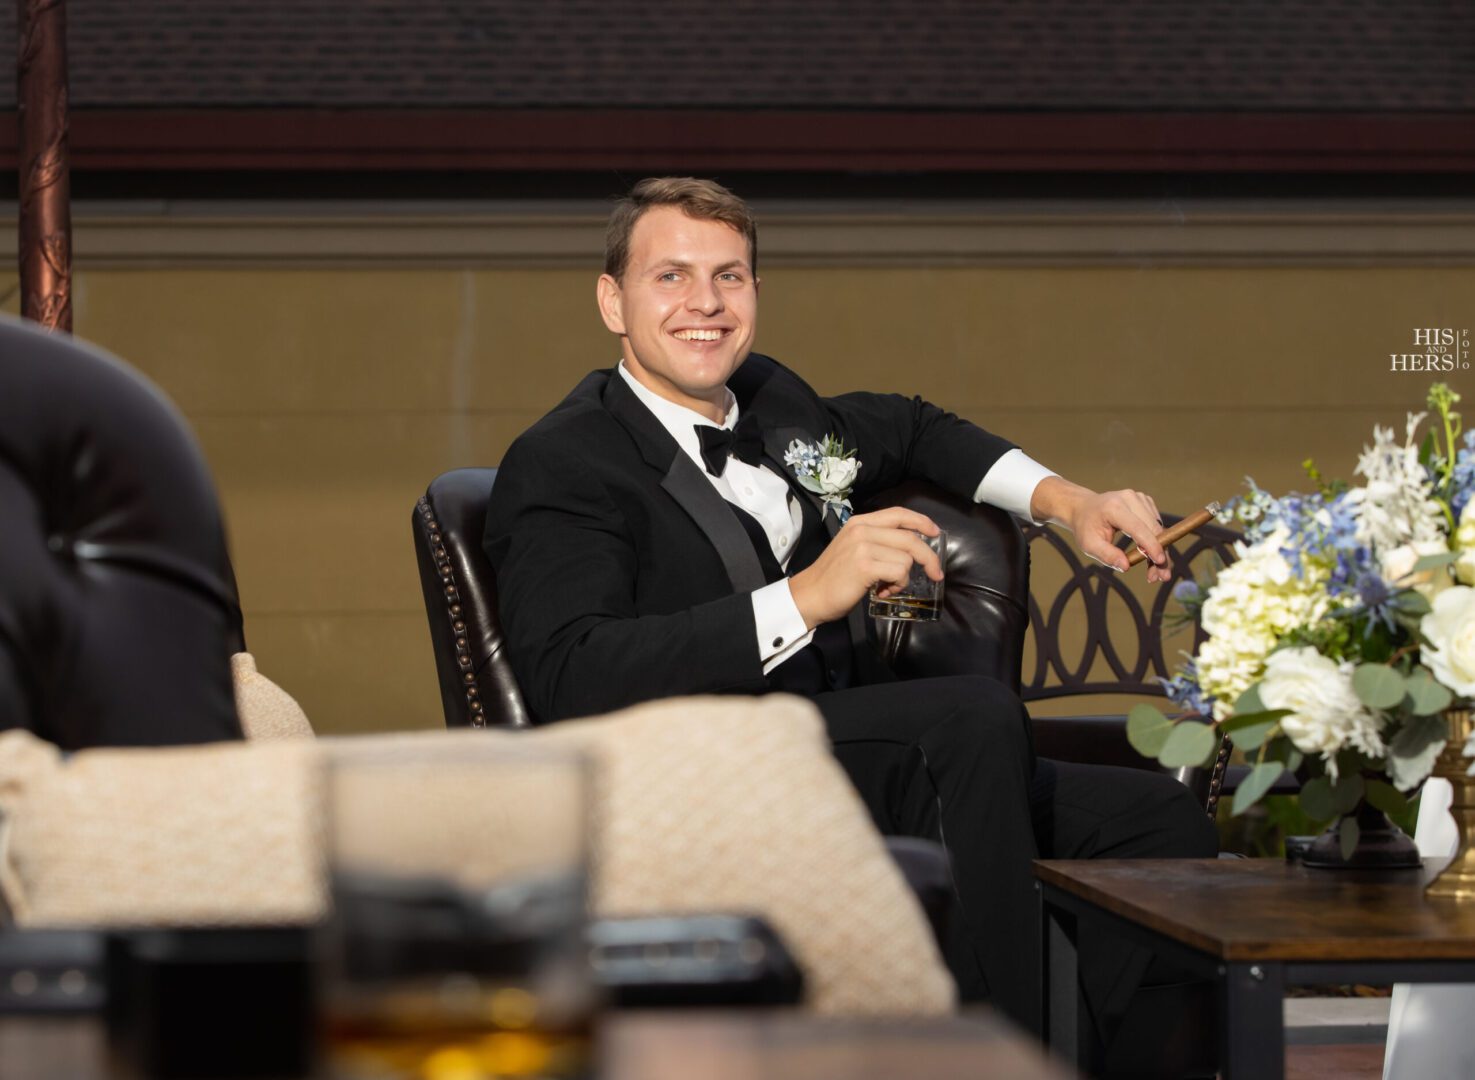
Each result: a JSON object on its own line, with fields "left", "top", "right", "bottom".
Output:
{"left": 0, "top": 109, "right": 1471, "bottom": 172}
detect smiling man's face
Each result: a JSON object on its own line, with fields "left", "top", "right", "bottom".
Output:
{"left": 596, "top": 205, "right": 758, "bottom": 423}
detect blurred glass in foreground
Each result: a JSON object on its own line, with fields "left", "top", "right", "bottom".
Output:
{"left": 320, "top": 739, "right": 595, "bottom": 1080}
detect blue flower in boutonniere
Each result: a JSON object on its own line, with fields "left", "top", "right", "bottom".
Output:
{"left": 784, "top": 435, "right": 861, "bottom": 522}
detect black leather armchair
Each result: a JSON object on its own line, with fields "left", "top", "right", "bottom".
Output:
{"left": 0, "top": 316, "right": 244, "bottom": 748}
{"left": 413, "top": 468, "right": 1228, "bottom": 811}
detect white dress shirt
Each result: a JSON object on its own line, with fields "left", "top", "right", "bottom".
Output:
{"left": 615, "top": 362, "right": 1056, "bottom": 673}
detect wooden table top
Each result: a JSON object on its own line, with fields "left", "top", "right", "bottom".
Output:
{"left": 1035, "top": 857, "right": 1475, "bottom": 962}
{"left": 602, "top": 1010, "right": 1068, "bottom": 1080}
{"left": 0, "top": 1009, "right": 1069, "bottom": 1080}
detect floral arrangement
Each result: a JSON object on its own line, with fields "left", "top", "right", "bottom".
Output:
{"left": 784, "top": 435, "right": 861, "bottom": 522}
{"left": 1132, "top": 384, "right": 1475, "bottom": 856}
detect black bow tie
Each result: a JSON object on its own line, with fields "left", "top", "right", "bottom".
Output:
{"left": 696, "top": 412, "right": 764, "bottom": 477}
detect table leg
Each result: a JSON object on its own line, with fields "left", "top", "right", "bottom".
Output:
{"left": 1040, "top": 888, "right": 1088, "bottom": 1071}
{"left": 1220, "top": 961, "right": 1284, "bottom": 1080}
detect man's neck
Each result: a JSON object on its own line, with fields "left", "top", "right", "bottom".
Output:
{"left": 618, "top": 358, "right": 729, "bottom": 425}
{"left": 616, "top": 359, "right": 735, "bottom": 427}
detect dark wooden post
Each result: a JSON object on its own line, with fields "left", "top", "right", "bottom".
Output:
{"left": 16, "top": 0, "right": 72, "bottom": 332}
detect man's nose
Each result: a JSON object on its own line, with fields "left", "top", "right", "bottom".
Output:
{"left": 686, "top": 278, "right": 723, "bottom": 315}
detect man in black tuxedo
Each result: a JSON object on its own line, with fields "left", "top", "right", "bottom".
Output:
{"left": 486, "top": 178, "right": 1217, "bottom": 1043}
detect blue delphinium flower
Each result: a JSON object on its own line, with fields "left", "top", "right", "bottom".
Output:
{"left": 1161, "top": 663, "right": 1213, "bottom": 718}
{"left": 1451, "top": 429, "right": 1475, "bottom": 520}
{"left": 1226, "top": 481, "right": 1374, "bottom": 602}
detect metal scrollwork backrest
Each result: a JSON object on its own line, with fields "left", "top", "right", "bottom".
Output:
{"left": 1020, "top": 512, "right": 1242, "bottom": 702}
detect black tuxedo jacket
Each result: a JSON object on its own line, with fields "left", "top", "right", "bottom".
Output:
{"left": 484, "top": 353, "right": 1016, "bottom": 723}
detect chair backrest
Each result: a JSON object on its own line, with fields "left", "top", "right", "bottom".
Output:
{"left": 1016, "top": 515, "right": 1242, "bottom": 813}
{"left": 412, "top": 470, "right": 1031, "bottom": 729}
{"left": 1019, "top": 515, "right": 1242, "bottom": 702}
{"left": 413, "top": 468, "right": 529, "bottom": 729}
{"left": 0, "top": 317, "right": 244, "bottom": 748}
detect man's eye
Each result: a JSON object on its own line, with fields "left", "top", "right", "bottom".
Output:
{"left": 717, "top": 272, "right": 744, "bottom": 283}
{"left": 658, "top": 272, "right": 682, "bottom": 282}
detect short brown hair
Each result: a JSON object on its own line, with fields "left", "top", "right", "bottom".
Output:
{"left": 604, "top": 177, "right": 758, "bottom": 282}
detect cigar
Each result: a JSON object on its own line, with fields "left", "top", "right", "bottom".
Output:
{"left": 1126, "top": 501, "right": 1223, "bottom": 567}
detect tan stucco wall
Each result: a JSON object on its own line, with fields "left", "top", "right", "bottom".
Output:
{"left": 10, "top": 206, "right": 1471, "bottom": 733}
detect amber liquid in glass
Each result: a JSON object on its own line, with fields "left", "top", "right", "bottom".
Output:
{"left": 324, "top": 986, "right": 593, "bottom": 1080}
{"left": 867, "top": 594, "right": 941, "bottom": 620}
{"left": 324, "top": 870, "right": 594, "bottom": 1080}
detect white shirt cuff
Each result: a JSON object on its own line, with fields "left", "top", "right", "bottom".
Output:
{"left": 753, "top": 581, "right": 815, "bottom": 674}
{"left": 973, "top": 448, "right": 1058, "bottom": 524}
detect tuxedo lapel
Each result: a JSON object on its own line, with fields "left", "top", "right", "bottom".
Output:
{"left": 602, "top": 374, "right": 769, "bottom": 595}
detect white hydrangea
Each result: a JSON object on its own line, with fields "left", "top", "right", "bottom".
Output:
{"left": 1345, "top": 413, "right": 1446, "bottom": 558}
{"left": 1194, "top": 526, "right": 1334, "bottom": 720}
{"left": 1258, "top": 646, "right": 1386, "bottom": 779}
{"left": 1454, "top": 501, "right": 1475, "bottom": 586}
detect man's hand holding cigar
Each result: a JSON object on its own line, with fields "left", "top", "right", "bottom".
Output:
{"left": 1124, "top": 503, "right": 1222, "bottom": 569}
{"left": 1030, "top": 476, "right": 1175, "bottom": 584}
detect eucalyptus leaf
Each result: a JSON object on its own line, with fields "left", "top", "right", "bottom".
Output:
{"left": 1158, "top": 721, "right": 1218, "bottom": 768}
{"left": 1365, "top": 778, "right": 1408, "bottom": 817}
{"left": 1233, "top": 684, "right": 1266, "bottom": 716}
{"left": 1299, "top": 776, "right": 1336, "bottom": 821}
{"left": 1220, "top": 709, "right": 1292, "bottom": 734}
{"left": 1329, "top": 772, "right": 1366, "bottom": 816}
{"left": 1399, "top": 591, "right": 1434, "bottom": 617}
{"left": 1352, "top": 664, "right": 1407, "bottom": 710}
{"left": 1339, "top": 817, "right": 1362, "bottom": 861}
{"left": 1405, "top": 667, "right": 1454, "bottom": 716}
{"left": 1231, "top": 761, "right": 1286, "bottom": 817}
{"left": 1127, "top": 704, "right": 1175, "bottom": 758}
{"left": 1388, "top": 713, "right": 1449, "bottom": 792}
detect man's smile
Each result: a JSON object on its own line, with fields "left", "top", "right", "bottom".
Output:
{"left": 672, "top": 327, "right": 732, "bottom": 342}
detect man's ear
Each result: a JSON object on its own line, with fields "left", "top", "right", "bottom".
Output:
{"left": 596, "top": 273, "right": 626, "bottom": 336}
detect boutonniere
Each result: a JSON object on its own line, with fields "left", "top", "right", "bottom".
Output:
{"left": 784, "top": 435, "right": 862, "bottom": 522}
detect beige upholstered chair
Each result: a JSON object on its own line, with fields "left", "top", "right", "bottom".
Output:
{"left": 0, "top": 696, "right": 954, "bottom": 1017}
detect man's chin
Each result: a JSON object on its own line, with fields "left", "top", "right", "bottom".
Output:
{"left": 674, "top": 351, "right": 749, "bottom": 387}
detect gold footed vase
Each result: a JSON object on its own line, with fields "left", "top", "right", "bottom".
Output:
{"left": 1427, "top": 709, "right": 1475, "bottom": 901}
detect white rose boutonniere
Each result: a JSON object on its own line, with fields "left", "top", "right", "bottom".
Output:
{"left": 784, "top": 435, "right": 861, "bottom": 522}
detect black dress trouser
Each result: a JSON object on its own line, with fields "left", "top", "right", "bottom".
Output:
{"left": 813, "top": 674, "right": 1220, "bottom": 1039}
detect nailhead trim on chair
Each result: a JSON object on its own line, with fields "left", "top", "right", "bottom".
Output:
{"left": 1205, "top": 736, "right": 1233, "bottom": 819}
{"left": 416, "top": 495, "right": 485, "bottom": 728}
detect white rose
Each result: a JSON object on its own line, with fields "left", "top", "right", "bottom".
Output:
{"left": 1422, "top": 586, "right": 1475, "bottom": 697}
{"left": 1381, "top": 539, "right": 1454, "bottom": 601}
{"left": 816, "top": 457, "right": 859, "bottom": 495}
{"left": 1455, "top": 502, "right": 1475, "bottom": 585}
{"left": 1259, "top": 646, "right": 1385, "bottom": 773}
